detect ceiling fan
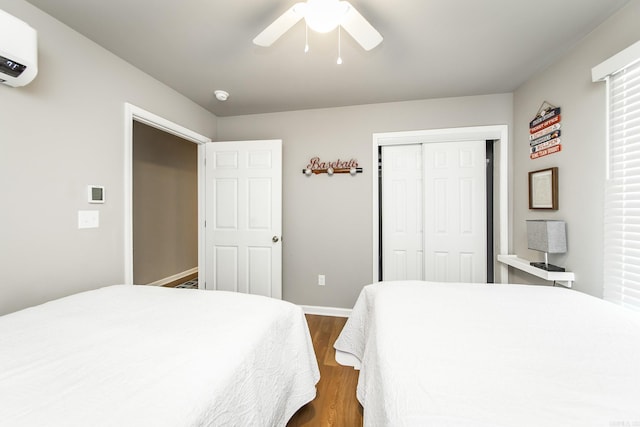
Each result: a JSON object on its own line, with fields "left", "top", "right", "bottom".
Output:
{"left": 253, "top": 0, "right": 383, "bottom": 51}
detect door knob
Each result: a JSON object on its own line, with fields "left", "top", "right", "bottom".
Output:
{"left": 272, "top": 236, "right": 280, "bottom": 243}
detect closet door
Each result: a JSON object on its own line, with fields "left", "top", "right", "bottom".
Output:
{"left": 423, "top": 141, "right": 486, "bottom": 282}
{"left": 381, "top": 141, "right": 486, "bottom": 283}
{"left": 381, "top": 145, "right": 424, "bottom": 280}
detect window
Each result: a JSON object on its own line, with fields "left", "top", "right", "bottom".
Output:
{"left": 594, "top": 40, "right": 640, "bottom": 311}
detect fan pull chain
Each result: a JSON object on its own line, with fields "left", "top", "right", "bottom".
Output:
{"left": 304, "top": 24, "right": 309, "bottom": 53}
{"left": 337, "top": 26, "right": 343, "bottom": 65}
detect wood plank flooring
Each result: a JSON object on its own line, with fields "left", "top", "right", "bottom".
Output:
{"left": 287, "top": 315, "right": 363, "bottom": 427}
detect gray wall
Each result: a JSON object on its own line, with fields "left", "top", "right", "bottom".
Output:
{"left": 5, "top": 0, "right": 635, "bottom": 314}
{"left": 511, "top": 0, "right": 640, "bottom": 297}
{"left": 133, "top": 122, "right": 198, "bottom": 285}
{"left": 0, "top": 0, "right": 217, "bottom": 315}
{"left": 218, "top": 94, "right": 513, "bottom": 309}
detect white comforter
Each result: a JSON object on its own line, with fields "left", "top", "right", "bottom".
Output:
{"left": 0, "top": 285, "right": 319, "bottom": 426}
{"left": 334, "top": 281, "right": 640, "bottom": 427}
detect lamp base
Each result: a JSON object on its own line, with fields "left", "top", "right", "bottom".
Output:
{"left": 530, "top": 262, "right": 565, "bottom": 272}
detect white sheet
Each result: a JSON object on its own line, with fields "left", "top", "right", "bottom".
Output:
{"left": 0, "top": 285, "right": 319, "bottom": 426}
{"left": 334, "top": 281, "right": 640, "bottom": 427}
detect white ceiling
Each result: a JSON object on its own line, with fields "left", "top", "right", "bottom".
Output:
{"left": 24, "top": 0, "right": 630, "bottom": 117}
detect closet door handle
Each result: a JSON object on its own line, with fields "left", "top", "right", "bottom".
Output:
{"left": 272, "top": 236, "right": 280, "bottom": 243}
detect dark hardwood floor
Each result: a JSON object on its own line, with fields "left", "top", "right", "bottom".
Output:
{"left": 287, "top": 314, "right": 363, "bottom": 427}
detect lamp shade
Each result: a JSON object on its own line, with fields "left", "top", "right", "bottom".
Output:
{"left": 527, "top": 220, "right": 567, "bottom": 254}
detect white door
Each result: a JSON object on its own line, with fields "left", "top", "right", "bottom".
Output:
{"left": 423, "top": 141, "right": 486, "bottom": 282}
{"left": 381, "top": 145, "right": 424, "bottom": 280}
{"left": 205, "top": 140, "right": 282, "bottom": 298}
{"left": 381, "top": 141, "right": 486, "bottom": 282}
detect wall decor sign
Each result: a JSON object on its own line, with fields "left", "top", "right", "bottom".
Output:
{"left": 302, "top": 157, "right": 363, "bottom": 176}
{"left": 530, "top": 102, "right": 562, "bottom": 159}
{"left": 529, "top": 167, "right": 558, "bottom": 210}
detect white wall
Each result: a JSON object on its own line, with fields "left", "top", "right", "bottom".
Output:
{"left": 511, "top": 0, "right": 640, "bottom": 297}
{"left": 218, "top": 94, "right": 513, "bottom": 309}
{"left": 0, "top": 0, "right": 217, "bottom": 315}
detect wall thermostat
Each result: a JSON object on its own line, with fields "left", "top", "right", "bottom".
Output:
{"left": 88, "top": 185, "right": 105, "bottom": 203}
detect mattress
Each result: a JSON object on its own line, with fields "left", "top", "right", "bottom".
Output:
{"left": 334, "top": 281, "right": 640, "bottom": 427}
{"left": 0, "top": 285, "right": 320, "bottom": 426}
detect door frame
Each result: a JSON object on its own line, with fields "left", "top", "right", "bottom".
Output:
{"left": 123, "top": 103, "right": 211, "bottom": 286}
{"left": 372, "top": 125, "right": 509, "bottom": 284}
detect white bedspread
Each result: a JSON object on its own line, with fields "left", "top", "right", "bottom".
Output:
{"left": 0, "top": 285, "right": 319, "bottom": 426}
{"left": 334, "top": 281, "right": 640, "bottom": 427}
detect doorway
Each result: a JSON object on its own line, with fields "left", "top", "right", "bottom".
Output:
{"left": 124, "top": 103, "right": 211, "bottom": 287}
{"left": 372, "top": 126, "right": 509, "bottom": 284}
{"left": 132, "top": 122, "right": 198, "bottom": 286}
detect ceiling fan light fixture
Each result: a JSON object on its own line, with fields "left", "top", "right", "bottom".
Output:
{"left": 304, "top": 0, "right": 349, "bottom": 33}
{"left": 253, "top": 0, "right": 382, "bottom": 52}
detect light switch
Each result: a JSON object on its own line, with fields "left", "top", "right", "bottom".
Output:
{"left": 78, "top": 210, "right": 99, "bottom": 229}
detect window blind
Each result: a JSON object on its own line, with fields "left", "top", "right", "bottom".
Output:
{"left": 604, "top": 58, "right": 640, "bottom": 311}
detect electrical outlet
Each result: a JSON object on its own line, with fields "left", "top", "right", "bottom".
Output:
{"left": 318, "top": 274, "right": 325, "bottom": 286}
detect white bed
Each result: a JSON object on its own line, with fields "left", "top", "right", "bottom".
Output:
{"left": 334, "top": 281, "right": 640, "bottom": 427}
{"left": 0, "top": 285, "right": 320, "bottom": 426}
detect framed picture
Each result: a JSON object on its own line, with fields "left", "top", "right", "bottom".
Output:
{"left": 528, "top": 167, "right": 558, "bottom": 210}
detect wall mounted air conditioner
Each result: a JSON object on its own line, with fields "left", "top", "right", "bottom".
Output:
{"left": 0, "top": 9, "right": 38, "bottom": 87}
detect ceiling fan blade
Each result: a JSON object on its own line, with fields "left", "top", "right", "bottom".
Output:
{"left": 340, "top": 2, "right": 383, "bottom": 51}
{"left": 253, "top": 3, "right": 305, "bottom": 47}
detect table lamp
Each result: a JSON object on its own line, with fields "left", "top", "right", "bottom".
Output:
{"left": 526, "top": 220, "right": 567, "bottom": 272}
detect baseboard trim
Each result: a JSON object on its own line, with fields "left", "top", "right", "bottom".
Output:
{"left": 147, "top": 267, "right": 198, "bottom": 287}
{"left": 300, "top": 305, "right": 352, "bottom": 317}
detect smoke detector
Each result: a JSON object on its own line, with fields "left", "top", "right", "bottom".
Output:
{"left": 214, "top": 90, "right": 229, "bottom": 101}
